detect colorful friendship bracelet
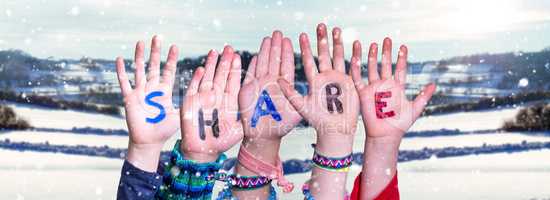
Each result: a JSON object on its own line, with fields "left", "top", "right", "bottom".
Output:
{"left": 228, "top": 174, "right": 272, "bottom": 190}
{"left": 311, "top": 147, "right": 353, "bottom": 172}
{"left": 206, "top": 172, "right": 273, "bottom": 190}
{"left": 216, "top": 184, "right": 277, "bottom": 200}
{"left": 157, "top": 140, "right": 227, "bottom": 200}
{"left": 237, "top": 145, "right": 295, "bottom": 192}
{"left": 170, "top": 140, "right": 227, "bottom": 172}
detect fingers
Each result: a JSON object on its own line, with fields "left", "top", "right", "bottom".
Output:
{"left": 350, "top": 41, "right": 366, "bottom": 91}
{"left": 332, "top": 27, "right": 345, "bottom": 73}
{"left": 115, "top": 57, "right": 132, "bottom": 96}
{"left": 199, "top": 50, "right": 219, "bottom": 92}
{"left": 268, "top": 31, "right": 283, "bottom": 75}
{"left": 147, "top": 35, "right": 162, "bottom": 85}
{"left": 161, "top": 45, "right": 179, "bottom": 88}
{"left": 380, "top": 37, "right": 392, "bottom": 79}
{"left": 395, "top": 45, "right": 408, "bottom": 85}
{"left": 277, "top": 79, "right": 307, "bottom": 117}
{"left": 299, "top": 33, "right": 317, "bottom": 85}
{"left": 243, "top": 56, "right": 257, "bottom": 85}
{"left": 367, "top": 42, "right": 380, "bottom": 83}
{"left": 213, "top": 46, "right": 235, "bottom": 92}
{"left": 255, "top": 37, "right": 272, "bottom": 77}
{"left": 280, "top": 37, "right": 295, "bottom": 83}
{"left": 134, "top": 41, "right": 146, "bottom": 89}
{"left": 412, "top": 83, "right": 437, "bottom": 119}
{"left": 186, "top": 67, "right": 206, "bottom": 96}
{"left": 316, "top": 23, "right": 333, "bottom": 72}
{"left": 226, "top": 53, "right": 242, "bottom": 97}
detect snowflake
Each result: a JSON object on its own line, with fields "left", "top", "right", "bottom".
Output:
{"left": 294, "top": 12, "right": 304, "bottom": 21}
{"left": 24, "top": 38, "right": 32, "bottom": 45}
{"left": 517, "top": 78, "right": 528, "bottom": 88}
{"left": 68, "top": 6, "right": 80, "bottom": 16}
{"left": 212, "top": 19, "right": 222, "bottom": 30}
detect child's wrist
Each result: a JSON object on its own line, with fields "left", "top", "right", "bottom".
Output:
{"left": 315, "top": 130, "right": 354, "bottom": 157}
{"left": 365, "top": 136, "right": 401, "bottom": 157}
{"left": 366, "top": 135, "right": 403, "bottom": 146}
{"left": 315, "top": 135, "right": 354, "bottom": 157}
{"left": 127, "top": 142, "right": 163, "bottom": 172}
{"left": 180, "top": 149, "right": 220, "bottom": 163}
{"left": 235, "top": 137, "right": 281, "bottom": 177}
{"left": 240, "top": 137, "right": 281, "bottom": 165}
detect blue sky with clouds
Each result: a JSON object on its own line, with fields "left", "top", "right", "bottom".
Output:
{"left": 1, "top": 0, "right": 550, "bottom": 61}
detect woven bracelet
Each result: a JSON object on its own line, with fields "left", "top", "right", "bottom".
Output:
{"left": 228, "top": 174, "right": 272, "bottom": 190}
{"left": 157, "top": 140, "right": 227, "bottom": 200}
{"left": 311, "top": 150, "right": 353, "bottom": 172}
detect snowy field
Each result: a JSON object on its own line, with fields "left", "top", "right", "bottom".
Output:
{"left": 1, "top": 103, "right": 550, "bottom": 199}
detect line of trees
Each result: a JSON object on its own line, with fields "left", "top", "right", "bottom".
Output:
{"left": 0, "top": 104, "right": 30, "bottom": 130}
{"left": 504, "top": 103, "right": 550, "bottom": 132}
{"left": 0, "top": 90, "right": 120, "bottom": 116}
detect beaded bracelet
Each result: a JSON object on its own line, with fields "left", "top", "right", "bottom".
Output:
{"left": 157, "top": 140, "right": 227, "bottom": 200}
{"left": 311, "top": 150, "right": 353, "bottom": 172}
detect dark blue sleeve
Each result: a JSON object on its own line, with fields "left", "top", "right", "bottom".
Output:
{"left": 117, "top": 160, "right": 164, "bottom": 200}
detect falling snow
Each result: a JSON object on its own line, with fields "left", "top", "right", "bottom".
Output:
{"left": 518, "top": 78, "right": 529, "bottom": 87}
{"left": 0, "top": 1, "right": 550, "bottom": 200}
{"left": 68, "top": 6, "right": 80, "bottom": 16}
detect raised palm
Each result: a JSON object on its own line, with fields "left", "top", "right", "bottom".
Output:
{"left": 180, "top": 46, "right": 244, "bottom": 161}
{"left": 116, "top": 36, "right": 180, "bottom": 146}
{"left": 279, "top": 24, "right": 359, "bottom": 136}
{"left": 350, "top": 38, "right": 436, "bottom": 139}
{"left": 239, "top": 31, "right": 302, "bottom": 139}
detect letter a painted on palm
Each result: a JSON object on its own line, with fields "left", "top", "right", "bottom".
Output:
{"left": 250, "top": 90, "right": 282, "bottom": 127}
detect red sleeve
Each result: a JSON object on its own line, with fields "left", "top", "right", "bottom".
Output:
{"left": 350, "top": 171, "right": 399, "bottom": 200}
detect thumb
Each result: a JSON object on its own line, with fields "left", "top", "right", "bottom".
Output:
{"left": 412, "top": 83, "right": 436, "bottom": 119}
{"left": 277, "top": 78, "right": 307, "bottom": 117}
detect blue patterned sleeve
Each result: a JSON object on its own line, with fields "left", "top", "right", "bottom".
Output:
{"left": 116, "top": 160, "right": 164, "bottom": 200}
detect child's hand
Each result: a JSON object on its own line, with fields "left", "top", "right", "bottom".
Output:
{"left": 116, "top": 36, "right": 180, "bottom": 171}
{"left": 180, "top": 46, "right": 243, "bottom": 162}
{"left": 350, "top": 38, "right": 436, "bottom": 143}
{"left": 278, "top": 24, "right": 359, "bottom": 156}
{"left": 350, "top": 38, "right": 436, "bottom": 200}
{"left": 238, "top": 31, "right": 302, "bottom": 140}
{"left": 233, "top": 31, "right": 302, "bottom": 199}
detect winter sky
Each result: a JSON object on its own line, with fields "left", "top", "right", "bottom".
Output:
{"left": 1, "top": 0, "right": 550, "bottom": 61}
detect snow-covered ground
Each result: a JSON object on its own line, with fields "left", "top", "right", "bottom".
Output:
{"left": 409, "top": 106, "right": 521, "bottom": 132}
{"left": 1, "top": 102, "right": 550, "bottom": 199}
{"left": 5, "top": 102, "right": 126, "bottom": 130}
{"left": 2, "top": 149, "right": 549, "bottom": 200}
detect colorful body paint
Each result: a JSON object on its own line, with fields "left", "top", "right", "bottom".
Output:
{"left": 325, "top": 83, "right": 343, "bottom": 114}
{"left": 144, "top": 91, "right": 166, "bottom": 123}
{"left": 250, "top": 90, "right": 282, "bottom": 127}
{"left": 375, "top": 91, "right": 395, "bottom": 119}
{"left": 198, "top": 108, "right": 219, "bottom": 140}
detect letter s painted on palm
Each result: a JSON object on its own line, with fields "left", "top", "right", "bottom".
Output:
{"left": 145, "top": 91, "right": 166, "bottom": 124}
